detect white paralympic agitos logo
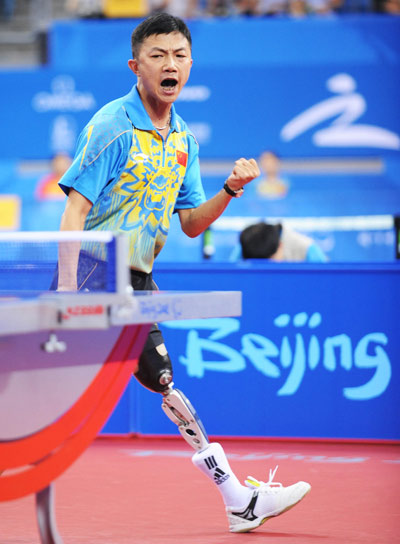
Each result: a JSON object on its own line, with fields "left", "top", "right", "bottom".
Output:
{"left": 281, "top": 73, "right": 400, "bottom": 150}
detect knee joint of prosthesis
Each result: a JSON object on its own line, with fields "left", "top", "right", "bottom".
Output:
{"left": 161, "top": 387, "right": 209, "bottom": 452}
{"left": 135, "top": 345, "right": 173, "bottom": 393}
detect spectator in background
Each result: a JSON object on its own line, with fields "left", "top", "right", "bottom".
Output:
{"left": 35, "top": 153, "right": 72, "bottom": 201}
{"left": 235, "top": 0, "right": 261, "bottom": 14}
{"left": 239, "top": 221, "right": 328, "bottom": 262}
{"left": 307, "top": 0, "right": 336, "bottom": 14}
{"left": 149, "top": 0, "right": 201, "bottom": 17}
{"left": 206, "top": 0, "right": 235, "bottom": 15}
{"left": 287, "top": 0, "right": 308, "bottom": 15}
{"left": 65, "top": 0, "right": 104, "bottom": 18}
{"left": 258, "top": 0, "right": 287, "bottom": 15}
{"left": 381, "top": 0, "right": 400, "bottom": 11}
{"left": 256, "top": 150, "right": 289, "bottom": 199}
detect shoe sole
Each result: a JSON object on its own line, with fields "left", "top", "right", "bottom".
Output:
{"left": 230, "top": 486, "right": 311, "bottom": 533}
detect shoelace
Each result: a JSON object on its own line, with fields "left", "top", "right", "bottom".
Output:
{"left": 245, "top": 465, "right": 283, "bottom": 493}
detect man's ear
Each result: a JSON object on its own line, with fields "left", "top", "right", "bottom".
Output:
{"left": 128, "top": 59, "right": 139, "bottom": 76}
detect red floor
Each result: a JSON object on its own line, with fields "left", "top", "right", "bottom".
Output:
{"left": 1, "top": 436, "right": 399, "bottom": 543}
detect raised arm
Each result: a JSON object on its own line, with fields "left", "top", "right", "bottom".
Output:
{"left": 57, "top": 189, "right": 93, "bottom": 291}
{"left": 178, "top": 158, "right": 259, "bottom": 238}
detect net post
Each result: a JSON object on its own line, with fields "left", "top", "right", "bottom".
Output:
{"left": 114, "top": 233, "right": 131, "bottom": 295}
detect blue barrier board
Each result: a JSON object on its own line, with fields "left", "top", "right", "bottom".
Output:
{"left": 103, "top": 263, "right": 400, "bottom": 441}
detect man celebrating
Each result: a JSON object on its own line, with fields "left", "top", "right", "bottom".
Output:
{"left": 57, "top": 13, "right": 310, "bottom": 533}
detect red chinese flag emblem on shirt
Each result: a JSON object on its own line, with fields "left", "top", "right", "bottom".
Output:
{"left": 176, "top": 150, "right": 188, "bottom": 167}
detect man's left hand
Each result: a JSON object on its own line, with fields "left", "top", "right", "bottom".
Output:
{"left": 226, "top": 158, "right": 260, "bottom": 191}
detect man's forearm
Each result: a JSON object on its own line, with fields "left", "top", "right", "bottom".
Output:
{"left": 179, "top": 158, "right": 260, "bottom": 238}
{"left": 57, "top": 191, "right": 92, "bottom": 291}
{"left": 179, "top": 188, "right": 233, "bottom": 238}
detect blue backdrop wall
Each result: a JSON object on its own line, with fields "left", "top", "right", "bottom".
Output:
{"left": 102, "top": 262, "right": 400, "bottom": 441}
{"left": 0, "top": 16, "right": 399, "bottom": 160}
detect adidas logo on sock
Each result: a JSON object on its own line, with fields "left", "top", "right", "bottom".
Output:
{"left": 204, "top": 456, "right": 230, "bottom": 485}
{"left": 213, "top": 467, "right": 230, "bottom": 485}
{"left": 204, "top": 455, "right": 218, "bottom": 470}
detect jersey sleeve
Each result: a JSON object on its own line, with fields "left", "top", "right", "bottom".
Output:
{"left": 174, "top": 133, "right": 206, "bottom": 211}
{"left": 58, "top": 116, "right": 132, "bottom": 204}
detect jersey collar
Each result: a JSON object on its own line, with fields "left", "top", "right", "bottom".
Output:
{"left": 124, "top": 84, "right": 179, "bottom": 132}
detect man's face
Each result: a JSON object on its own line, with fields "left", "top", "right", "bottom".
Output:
{"left": 261, "top": 152, "right": 280, "bottom": 177}
{"left": 129, "top": 31, "right": 192, "bottom": 105}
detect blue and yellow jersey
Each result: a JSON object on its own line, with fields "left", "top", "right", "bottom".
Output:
{"left": 59, "top": 85, "right": 205, "bottom": 273}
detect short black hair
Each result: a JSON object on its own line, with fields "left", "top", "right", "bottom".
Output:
{"left": 131, "top": 13, "right": 192, "bottom": 59}
{"left": 240, "top": 222, "right": 282, "bottom": 259}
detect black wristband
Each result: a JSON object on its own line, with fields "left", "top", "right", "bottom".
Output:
{"left": 223, "top": 182, "right": 243, "bottom": 197}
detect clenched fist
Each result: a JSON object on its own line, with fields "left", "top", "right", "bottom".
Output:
{"left": 225, "top": 158, "right": 260, "bottom": 193}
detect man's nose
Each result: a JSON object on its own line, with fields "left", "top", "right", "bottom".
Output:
{"left": 164, "top": 54, "right": 177, "bottom": 70}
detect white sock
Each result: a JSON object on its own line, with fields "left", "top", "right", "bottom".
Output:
{"left": 192, "top": 442, "right": 251, "bottom": 507}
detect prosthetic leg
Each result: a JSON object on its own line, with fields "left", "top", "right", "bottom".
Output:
{"left": 134, "top": 348, "right": 255, "bottom": 513}
{"left": 134, "top": 342, "right": 210, "bottom": 452}
{"left": 161, "top": 384, "right": 210, "bottom": 452}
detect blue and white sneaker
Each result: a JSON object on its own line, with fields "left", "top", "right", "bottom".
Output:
{"left": 226, "top": 466, "right": 311, "bottom": 533}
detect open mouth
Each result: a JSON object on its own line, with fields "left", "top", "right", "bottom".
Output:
{"left": 161, "top": 78, "right": 178, "bottom": 88}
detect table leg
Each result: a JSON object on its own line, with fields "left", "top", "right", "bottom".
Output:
{"left": 36, "top": 484, "right": 63, "bottom": 544}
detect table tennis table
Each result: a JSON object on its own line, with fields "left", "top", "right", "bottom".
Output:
{"left": 0, "top": 289, "right": 241, "bottom": 544}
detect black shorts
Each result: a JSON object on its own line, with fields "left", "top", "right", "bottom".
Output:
{"left": 51, "top": 252, "right": 165, "bottom": 352}
{"left": 129, "top": 269, "right": 165, "bottom": 353}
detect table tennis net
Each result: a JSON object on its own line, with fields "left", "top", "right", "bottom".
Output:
{"left": 0, "top": 231, "right": 125, "bottom": 296}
